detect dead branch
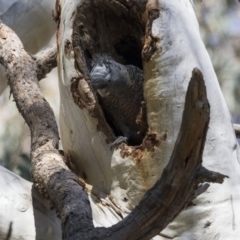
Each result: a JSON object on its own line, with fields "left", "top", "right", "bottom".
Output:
{"left": 0, "top": 21, "right": 227, "bottom": 240}
{"left": 34, "top": 44, "right": 57, "bottom": 80}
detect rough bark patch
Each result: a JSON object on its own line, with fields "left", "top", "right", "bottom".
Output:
{"left": 71, "top": 0, "right": 149, "bottom": 145}
{"left": 119, "top": 132, "right": 166, "bottom": 160}
{"left": 142, "top": 8, "right": 161, "bottom": 61}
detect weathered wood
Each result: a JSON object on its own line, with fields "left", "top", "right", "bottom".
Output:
{"left": 0, "top": 6, "right": 229, "bottom": 240}
{"left": 0, "top": 21, "right": 93, "bottom": 239}
{"left": 57, "top": 0, "right": 240, "bottom": 238}
{"left": 34, "top": 44, "right": 57, "bottom": 80}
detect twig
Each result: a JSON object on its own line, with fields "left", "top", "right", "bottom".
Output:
{"left": 34, "top": 44, "right": 57, "bottom": 80}
{"left": 0, "top": 21, "right": 94, "bottom": 238}
{"left": 0, "top": 21, "right": 227, "bottom": 240}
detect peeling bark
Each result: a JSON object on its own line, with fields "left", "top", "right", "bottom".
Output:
{"left": 0, "top": 21, "right": 93, "bottom": 239}
{"left": 68, "top": 68, "right": 226, "bottom": 240}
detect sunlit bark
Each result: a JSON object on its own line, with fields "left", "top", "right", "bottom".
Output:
{"left": 0, "top": 0, "right": 240, "bottom": 239}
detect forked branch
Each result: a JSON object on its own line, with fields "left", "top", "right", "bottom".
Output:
{"left": 0, "top": 22, "right": 227, "bottom": 240}
{"left": 0, "top": 21, "right": 93, "bottom": 238}
{"left": 34, "top": 44, "right": 57, "bottom": 80}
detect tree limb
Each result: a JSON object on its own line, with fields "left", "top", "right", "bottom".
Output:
{"left": 0, "top": 21, "right": 227, "bottom": 240}
{"left": 34, "top": 44, "right": 57, "bottom": 80}
{"left": 0, "top": 21, "right": 93, "bottom": 238}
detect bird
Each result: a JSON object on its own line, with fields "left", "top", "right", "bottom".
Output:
{"left": 90, "top": 54, "right": 148, "bottom": 149}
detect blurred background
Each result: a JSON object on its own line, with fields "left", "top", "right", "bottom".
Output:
{"left": 0, "top": 0, "right": 240, "bottom": 181}
{"left": 0, "top": 0, "right": 58, "bottom": 181}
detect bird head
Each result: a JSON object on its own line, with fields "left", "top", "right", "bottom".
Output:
{"left": 90, "top": 55, "right": 112, "bottom": 90}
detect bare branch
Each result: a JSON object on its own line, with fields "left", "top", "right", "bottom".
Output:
{"left": 34, "top": 44, "right": 57, "bottom": 80}
{"left": 0, "top": 21, "right": 93, "bottom": 237}
{"left": 197, "top": 166, "right": 228, "bottom": 184}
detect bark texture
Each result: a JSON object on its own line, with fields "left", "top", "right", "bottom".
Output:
{"left": 58, "top": 0, "right": 240, "bottom": 239}
{"left": 34, "top": 44, "right": 57, "bottom": 80}
{"left": 0, "top": 21, "right": 93, "bottom": 239}
{"left": 0, "top": 19, "right": 227, "bottom": 239}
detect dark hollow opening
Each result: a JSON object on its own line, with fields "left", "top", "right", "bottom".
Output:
{"left": 73, "top": 1, "right": 145, "bottom": 67}
{"left": 114, "top": 36, "right": 143, "bottom": 69}
{"left": 72, "top": 1, "right": 147, "bottom": 146}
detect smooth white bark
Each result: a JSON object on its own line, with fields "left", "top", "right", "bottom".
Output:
{"left": 144, "top": 1, "right": 240, "bottom": 239}
{"left": 0, "top": 166, "right": 61, "bottom": 240}
{"left": 59, "top": 0, "right": 240, "bottom": 239}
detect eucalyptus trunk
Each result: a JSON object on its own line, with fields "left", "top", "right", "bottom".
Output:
{"left": 58, "top": 0, "right": 240, "bottom": 239}
{"left": 0, "top": 0, "right": 240, "bottom": 239}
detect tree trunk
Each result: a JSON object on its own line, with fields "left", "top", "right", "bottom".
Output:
{"left": 58, "top": 0, "right": 240, "bottom": 239}
{"left": 0, "top": 0, "right": 240, "bottom": 239}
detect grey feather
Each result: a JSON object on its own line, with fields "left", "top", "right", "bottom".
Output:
{"left": 90, "top": 55, "right": 148, "bottom": 146}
